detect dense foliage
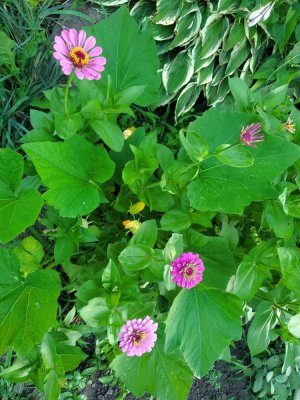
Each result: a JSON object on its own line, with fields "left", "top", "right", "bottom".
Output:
{"left": 0, "top": 2, "right": 300, "bottom": 400}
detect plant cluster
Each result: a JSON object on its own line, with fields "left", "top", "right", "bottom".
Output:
{"left": 0, "top": 3, "right": 300, "bottom": 400}
{"left": 92, "top": 0, "right": 300, "bottom": 120}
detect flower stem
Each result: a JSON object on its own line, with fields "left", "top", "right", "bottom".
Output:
{"left": 64, "top": 70, "right": 75, "bottom": 116}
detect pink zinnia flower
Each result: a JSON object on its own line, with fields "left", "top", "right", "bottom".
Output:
{"left": 283, "top": 116, "right": 295, "bottom": 133}
{"left": 240, "top": 123, "right": 264, "bottom": 147}
{"left": 119, "top": 316, "right": 158, "bottom": 357}
{"left": 53, "top": 29, "right": 106, "bottom": 80}
{"left": 171, "top": 252, "right": 205, "bottom": 289}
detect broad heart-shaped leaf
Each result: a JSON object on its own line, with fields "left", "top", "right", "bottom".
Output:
{"left": 187, "top": 109, "right": 300, "bottom": 214}
{"left": 0, "top": 149, "right": 43, "bottom": 244}
{"left": 165, "top": 286, "right": 242, "bottom": 377}
{"left": 0, "top": 249, "right": 61, "bottom": 356}
{"left": 23, "top": 135, "right": 115, "bottom": 217}
{"left": 111, "top": 336, "right": 193, "bottom": 400}
{"left": 86, "top": 7, "right": 160, "bottom": 106}
{"left": 184, "top": 229, "right": 236, "bottom": 290}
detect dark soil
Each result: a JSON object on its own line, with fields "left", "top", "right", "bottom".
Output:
{"left": 81, "top": 341, "right": 251, "bottom": 400}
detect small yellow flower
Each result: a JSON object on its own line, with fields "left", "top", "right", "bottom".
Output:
{"left": 129, "top": 201, "right": 145, "bottom": 215}
{"left": 283, "top": 116, "right": 296, "bottom": 133}
{"left": 123, "top": 126, "right": 136, "bottom": 140}
{"left": 123, "top": 220, "right": 141, "bottom": 233}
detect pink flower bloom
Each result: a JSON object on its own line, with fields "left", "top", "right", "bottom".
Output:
{"left": 240, "top": 123, "right": 264, "bottom": 147}
{"left": 283, "top": 116, "right": 295, "bottom": 133}
{"left": 53, "top": 29, "right": 106, "bottom": 80}
{"left": 119, "top": 316, "right": 158, "bottom": 357}
{"left": 171, "top": 252, "right": 205, "bottom": 289}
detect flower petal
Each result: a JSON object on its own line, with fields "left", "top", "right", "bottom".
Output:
{"left": 75, "top": 68, "right": 85, "bottom": 80}
{"left": 84, "top": 36, "right": 96, "bottom": 52}
{"left": 78, "top": 30, "right": 87, "bottom": 47}
{"left": 68, "top": 28, "right": 78, "bottom": 48}
{"left": 88, "top": 46, "right": 103, "bottom": 57}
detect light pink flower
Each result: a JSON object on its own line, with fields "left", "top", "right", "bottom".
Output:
{"left": 240, "top": 123, "right": 264, "bottom": 147}
{"left": 283, "top": 116, "right": 295, "bottom": 133}
{"left": 171, "top": 252, "right": 205, "bottom": 289}
{"left": 53, "top": 29, "right": 106, "bottom": 80}
{"left": 119, "top": 316, "right": 158, "bottom": 357}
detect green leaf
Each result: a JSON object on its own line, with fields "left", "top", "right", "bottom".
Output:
{"left": 184, "top": 229, "right": 237, "bottom": 290}
{"left": 0, "top": 149, "right": 43, "bottom": 244}
{"left": 175, "top": 83, "right": 201, "bottom": 120}
{"left": 216, "top": 145, "right": 254, "bottom": 168}
{"left": 261, "top": 85, "right": 288, "bottom": 110}
{"left": 168, "top": 10, "right": 201, "bottom": 49}
{"left": 288, "top": 314, "right": 300, "bottom": 339}
{"left": 0, "top": 30, "right": 16, "bottom": 67}
{"left": 54, "top": 112, "right": 83, "bottom": 140}
{"left": 262, "top": 201, "right": 294, "bottom": 240}
{"left": 119, "top": 244, "right": 154, "bottom": 271}
{"left": 228, "top": 77, "right": 252, "bottom": 110}
{"left": 187, "top": 109, "right": 300, "bottom": 214}
{"left": 102, "top": 259, "right": 121, "bottom": 290}
{"left": 0, "top": 249, "right": 61, "bottom": 356}
{"left": 179, "top": 129, "right": 208, "bottom": 162}
{"left": 165, "top": 286, "right": 242, "bottom": 377}
{"left": 160, "top": 210, "right": 191, "bottom": 232}
{"left": 13, "top": 236, "right": 44, "bottom": 276}
{"left": 200, "top": 16, "right": 229, "bottom": 59}
{"left": 56, "top": 344, "right": 87, "bottom": 372}
{"left": 87, "top": 7, "right": 160, "bottom": 106}
{"left": 153, "top": 0, "right": 182, "bottom": 25}
{"left": 130, "top": 219, "right": 158, "bottom": 248}
{"left": 44, "top": 369, "right": 61, "bottom": 400}
{"left": 79, "top": 297, "right": 110, "bottom": 329}
{"left": 23, "top": 135, "right": 115, "bottom": 217}
{"left": 162, "top": 51, "right": 194, "bottom": 95}
{"left": 278, "top": 247, "right": 300, "bottom": 297}
{"left": 225, "top": 39, "right": 249, "bottom": 76}
{"left": 247, "top": 301, "right": 276, "bottom": 356}
{"left": 163, "top": 233, "right": 184, "bottom": 262}
{"left": 111, "top": 336, "right": 193, "bottom": 400}
{"left": 234, "top": 255, "right": 271, "bottom": 300}
{"left": 90, "top": 120, "right": 124, "bottom": 152}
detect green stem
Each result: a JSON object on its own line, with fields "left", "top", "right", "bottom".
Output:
{"left": 64, "top": 70, "right": 75, "bottom": 116}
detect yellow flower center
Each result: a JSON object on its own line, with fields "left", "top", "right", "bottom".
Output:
{"left": 123, "top": 220, "right": 141, "bottom": 233}
{"left": 69, "top": 47, "right": 89, "bottom": 68}
{"left": 132, "top": 331, "right": 146, "bottom": 346}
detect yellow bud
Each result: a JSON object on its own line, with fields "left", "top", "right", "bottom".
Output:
{"left": 123, "top": 126, "right": 136, "bottom": 140}
{"left": 129, "top": 201, "right": 145, "bottom": 215}
{"left": 122, "top": 220, "right": 141, "bottom": 233}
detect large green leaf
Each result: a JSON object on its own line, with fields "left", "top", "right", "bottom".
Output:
{"left": 0, "top": 149, "right": 43, "bottom": 244}
{"left": 184, "top": 229, "right": 237, "bottom": 290}
{"left": 278, "top": 247, "right": 300, "bottom": 297}
{"left": 247, "top": 301, "right": 277, "bottom": 356}
{"left": 0, "top": 249, "right": 61, "bottom": 356}
{"left": 111, "top": 336, "right": 193, "bottom": 400}
{"left": 86, "top": 7, "right": 160, "bottom": 106}
{"left": 165, "top": 286, "right": 242, "bottom": 377}
{"left": 23, "top": 135, "right": 115, "bottom": 217}
{"left": 187, "top": 109, "right": 300, "bottom": 214}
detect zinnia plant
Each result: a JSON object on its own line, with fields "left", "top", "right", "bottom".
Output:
{"left": 53, "top": 29, "right": 106, "bottom": 80}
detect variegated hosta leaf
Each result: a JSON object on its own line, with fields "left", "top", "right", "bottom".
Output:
{"left": 225, "top": 38, "right": 250, "bottom": 76}
{"left": 153, "top": 0, "right": 182, "bottom": 25}
{"left": 175, "top": 82, "right": 201, "bottom": 120}
{"left": 197, "top": 62, "right": 214, "bottom": 85}
{"left": 162, "top": 51, "right": 194, "bottom": 95}
{"left": 168, "top": 10, "right": 201, "bottom": 49}
{"left": 200, "top": 15, "right": 230, "bottom": 59}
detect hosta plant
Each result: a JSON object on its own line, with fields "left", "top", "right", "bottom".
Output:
{"left": 91, "top": 0, "right": 300, "bottom": 120}
{"left": 0, "top": 6, "right": 300, "bottom": 400}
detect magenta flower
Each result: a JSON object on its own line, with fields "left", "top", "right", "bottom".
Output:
{"left": 119, "top": 316, "right": 158, "bottom": 357}
{"left": 171, "top": 252, "right": 205, "bottom": 289}
{"left": 240, "top": 123, "right": 264, "bottom": 147}
{"left": 53, "top": 29, "right": 106, "bottom": 80}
